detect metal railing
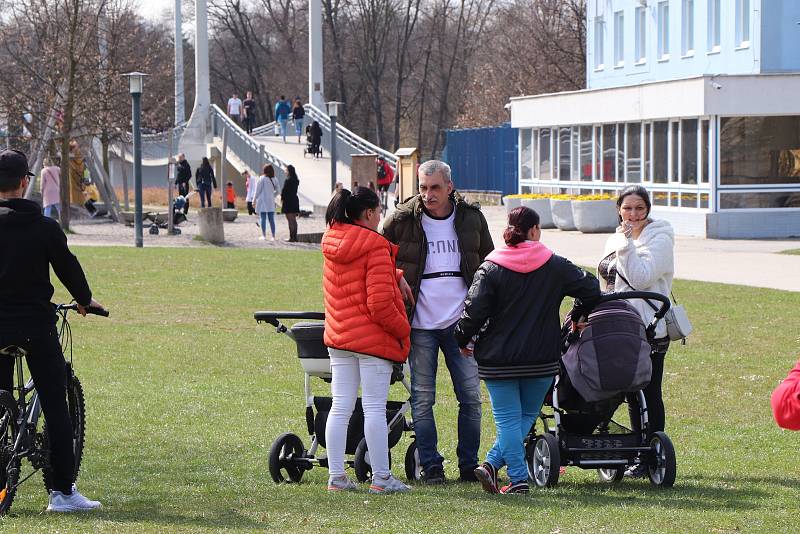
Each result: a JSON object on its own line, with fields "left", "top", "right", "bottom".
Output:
{"left": 210, "top": 105, "right": 287, "bottom": 183}
{"left": 304, "top": 104, "right": 398, "bottom": 168}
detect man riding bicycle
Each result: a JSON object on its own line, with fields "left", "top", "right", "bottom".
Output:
{"left": 0, "top": 149, "right": 103, "bottom": 512}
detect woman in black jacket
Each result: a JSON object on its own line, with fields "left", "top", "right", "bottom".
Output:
{"left": 454, "top": 206, "right": 600, "bottom": 494}
{"left": 194, "top": 157, "right": 217, "bottom": 208}
{"left": 281, "top": 165, "right": 300, "bottom": 242}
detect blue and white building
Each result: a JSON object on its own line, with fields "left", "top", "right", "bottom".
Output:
{"left": 509, "top": 0, "right": 800, "bottom": 237}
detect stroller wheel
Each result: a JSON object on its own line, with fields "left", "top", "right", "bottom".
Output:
{"left": 404, "top": 440, "right": 421, "bottom": 481}
{"left": 354, "top": 438, "right": 392, "bottom": 483}
{"left": 268, "top": 433, "right": 306, "bottom": 484}
{"left": 647, "top": 431, "right": 676, "bottom": 488}
{"left": 597, "top": 467, "right": 624, "bottom": 483}
{"left": 528, "top": 434, "right": 561, "bottom": 488}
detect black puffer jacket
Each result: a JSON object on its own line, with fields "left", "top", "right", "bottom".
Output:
{"left": 381, "top": 192, "right": 494, "bottom": 319}
{"left": 0, "top": 198, "right": 92, "bottom": 325}
{"left": 454, "top": 243, "right": 600, "bottom": 380}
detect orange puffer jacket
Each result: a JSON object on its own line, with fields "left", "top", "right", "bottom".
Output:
{"left": 322, "top": 222, "right": 411, "bottom": 362}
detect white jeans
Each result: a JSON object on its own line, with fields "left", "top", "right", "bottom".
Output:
{"left": 325, "top": 348, "right": 393, "bottom": 478}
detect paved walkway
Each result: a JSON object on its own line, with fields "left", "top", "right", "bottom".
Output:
{"left": 68, "top": 205, "right": 800, "bottom": 292}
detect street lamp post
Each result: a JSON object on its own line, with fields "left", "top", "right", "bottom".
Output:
{"left": 327, "top": 101, "right": 342, "bottom": 193}
{"left": 125, "top": 72, "right": 147, "bottom": 248}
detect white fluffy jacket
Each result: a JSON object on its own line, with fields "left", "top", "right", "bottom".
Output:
{"left": 599, "top": 219, "right": 675, "bottom": 338}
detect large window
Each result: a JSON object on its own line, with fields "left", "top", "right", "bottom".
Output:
{"left": 643, "top": 123, "right": 652, "bottom": 181}
{"left": 658, "top": 2, "right": 670, "bottom": 60}
{"left": 520, "top": 129, "right": 532, "bottom": 181}
{"left": 670, "top": 121, "right": 679, "bottom": 181}
{"left": 701, "top": 119, "right": 710, "bottom": 183}
{"left": 736, "top": 0, "right": 750, "bottom": 46}
{"left": 708, "top": 0, "right": 720, "bottom": 51}
{"left": 720, "top": 116, "right": 800, "bottom": 187}
{"left": 681, "top": 119, "right": 698, "bottom": 184}
{"left": 571, "top": 127, "right": 580, "bottom": 179}
{"left": 539, "top": 128, "right": 551, "bottom": 180}
{"left": 558, "top": 127, "right": 571, "bottom": 180}
{"left": 594, "top": 17, "right": 605, "bottom": 69}
{"left": 635, "top": 7, "right": 646, "bottom": 63}
{"left": 614, "top": 11, "right": 624, "bottom": 67}
{"left": 580, "top": 125, "right": 593, "bottom": 181}
{"left": 602, "top": 125, "right": 617, "bottom": 182}
{"left": 532, "top": 129, "right": 539, "bottom": 179}
{"left": 653, "top": 121, "right": 669, "bottom": 183}
{"left": 626, "top": 123, "right": 642, "bottom": 182}
{"left": 681, "top": 0, "right": 694, "bottom": 55}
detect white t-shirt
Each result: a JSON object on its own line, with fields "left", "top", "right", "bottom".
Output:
{"left": 228, "top": 98, "right": 242, "bottom": 115}
{"left": 412, "top": 206, "right": 467, "bottom": 330}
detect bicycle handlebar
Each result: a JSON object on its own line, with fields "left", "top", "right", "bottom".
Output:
{"left": 254, "top": 311, "right": 324, "bottom": 327}
{"left": 55, "top": 303, "right": 110, "bottom": 317}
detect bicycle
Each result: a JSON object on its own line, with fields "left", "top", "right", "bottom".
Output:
{"left": 0, "top": 303, "right": 108, "bottom": 515}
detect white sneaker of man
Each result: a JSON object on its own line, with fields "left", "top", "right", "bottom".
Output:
{"left": 46, "top": 485, "right": 102, "bottom": 512}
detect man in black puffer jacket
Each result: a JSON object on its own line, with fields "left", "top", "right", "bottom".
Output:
{"left": 454, "top": 206, "right": 600, "bottom": 495}
{"left": 0, "top": 149, "right": 104, "bottom": 512}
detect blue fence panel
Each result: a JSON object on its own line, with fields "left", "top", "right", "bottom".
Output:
{"left": 443, "top": 124, "right": 518, "bottom": 195}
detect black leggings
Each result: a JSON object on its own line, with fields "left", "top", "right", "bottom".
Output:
{"left": 0, "top": 326, "right": 75, "bottom": 494}
{"left": 628, "top": 337, "right": 669, "bottom": 434}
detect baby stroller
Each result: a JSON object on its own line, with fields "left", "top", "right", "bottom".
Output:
{"left": 255, "top": 311, "right": 421, "bottom": 483}
{"left": 524, "top": 291, "right": 677, "bottom": 489}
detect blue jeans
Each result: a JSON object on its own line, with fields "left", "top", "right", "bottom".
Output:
{"left": 198, "top": 183, "right": 212, "bottom": 207}
{"left": 278, "top": 118, "right": 288, "bottom": 142}
{"left": 43, "top": 203, "right": 59, "bottom": 218}
{"left": 484, "top": 377, "right": 553, "bottom": 483}
{"left": 409, "top": 322, "right": 481, "bottom": 472}
{"left": 294, "top": 117, "right": 304, "bottom": 137}
{"left": 260, "top": 211, "right": 275, "bottom": 237}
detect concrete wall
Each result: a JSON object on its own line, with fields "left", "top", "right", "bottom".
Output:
{"left": 706, "top": 210, "right": 800, "bottom": 238}
{"left": 651, "top": 207, "right": 708, "bottom": 237}
{"left": 760, "top": 0, "right": 800, "bottom": 73}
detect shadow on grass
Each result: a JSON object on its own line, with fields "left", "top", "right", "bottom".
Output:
{"left": 57, "top": 504, "right": 269, "bottom": 530}
{"left": 455, "top": 474, "right": 767, "bottom": 512}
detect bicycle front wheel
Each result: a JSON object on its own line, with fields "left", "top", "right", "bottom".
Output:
{"left": 0, "top": 390, "right": 20, "bottom": 516}
{"left": 42, "top": 365, "right": 86, "bottom": 493}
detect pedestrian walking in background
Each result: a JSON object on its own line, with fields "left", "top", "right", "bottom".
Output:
{"left": 225, "top": 181, "right": 236, "bottom": 209}
{"left": 244, "top": 170, "right": 256, "bottom": 215}
{"left": 281, "top": 165, "right": 300, "bottom": 242}
{"left": 322, "top": 186, "right": 412, "bottom": 494}
{"left": 40, "top": 158, "right": 60, "bottom": 219}
{"left": 292, "top": 99, "right": 305, "bottom": 143}
{"left": 175, "top": 153, "right": 192, "bottom": 214}
{"left": 227, "top": 93, "right": 243, "bottom": 124}
{"left": 596, "top": 185, "right": 675, "bottom": 478}
{"left": 309, "top": 120, "right": 323, "bottom": 158}
{"left": 275, "top": 95, "right": 291, "bottom": 143}
{"left": 456, "top": 206, "right": 600, "bottom": 495}
{"left": 254, "top": 163, "right": 278, "bottom": 241}
{"left": 243, "top": 91, "right": 257, "bottom": 134}
{"left": 382, "top": 160, "right": 494, "bottom": 485}
{"left": 195, "top": 157, "right": 217, "bottom": 208}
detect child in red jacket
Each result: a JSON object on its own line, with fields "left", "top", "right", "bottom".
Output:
{"left": 772, "top": 360, "right": 800, "bottom": 430}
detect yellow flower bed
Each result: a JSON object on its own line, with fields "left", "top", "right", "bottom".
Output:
{"left": 505, "top": 193, "right": 616, "bottom": 201}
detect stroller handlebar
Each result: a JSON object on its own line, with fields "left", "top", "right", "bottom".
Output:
{"left": 254, "top": 311, "right": 325, "bottom": 328}
{"left": 597, "top": 292, "right": 671, "bottom": 337}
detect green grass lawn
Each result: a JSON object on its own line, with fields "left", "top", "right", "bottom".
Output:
{"left": 778, "top": 248, "right": 800, "bottom": 255}
{"left": 1, "top": 246, "right": 799, "bottom": 533}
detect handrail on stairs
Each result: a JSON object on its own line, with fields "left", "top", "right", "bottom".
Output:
{"left": 210, "top": 105, "right": 289, "bottom": 178}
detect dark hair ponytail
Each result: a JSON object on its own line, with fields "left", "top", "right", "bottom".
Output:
{"left": 503, "top": 206, "right": 540, "bottom": 246}
{"left": 325, "top": 186, "right": 380, "bottom": 226}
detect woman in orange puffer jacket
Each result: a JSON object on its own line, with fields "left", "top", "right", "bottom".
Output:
{"left": 322, "top": 186, "right": 412, "bottom": 494}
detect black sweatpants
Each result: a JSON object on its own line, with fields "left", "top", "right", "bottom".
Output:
{"left": 0, "top": 325, "right": 75, "bottom": 494}
{"left": 628, "top": 337, "right": 670, "bottom": 434}
{"left": 178, "top": 182, "right": 190, "bottom": 214}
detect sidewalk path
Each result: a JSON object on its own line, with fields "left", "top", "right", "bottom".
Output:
{"left": 481, "top": 206, "right": 800, "bottom": 292}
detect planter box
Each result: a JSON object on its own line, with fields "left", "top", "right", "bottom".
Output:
{"left": 572, "top": 200, "right": 618, "bottom": 233}
{"left": 503, "top": 196, "right": 522, "bottom": 213}
{"left": 520, "top": 198, "right": 555, "bottom": 229}
{"left": 222, "top": 209, "right": 239, "bottom": 222}
{"left": 550, "top": 199, "right": 576, "bottom": 231}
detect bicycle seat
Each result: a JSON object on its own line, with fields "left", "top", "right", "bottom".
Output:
{"left": 0, "top": 345, "right": 26, "bottom": 358}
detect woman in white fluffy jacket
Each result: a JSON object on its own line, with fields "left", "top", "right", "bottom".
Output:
{"left": 596, "top": 185, "right": 674, "bottom": 478}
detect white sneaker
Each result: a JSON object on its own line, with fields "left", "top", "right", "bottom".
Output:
{"left": 327, "top": 475, "right": 358, "bottom": 492}
{"left": 369, "top": 474, "right": 411, "bottom": 494}
{"left": 46, "top": 486, "right": 102, "bottom": 512}
{"left": 259, "top": 236, "right": 266, "bottom": 241}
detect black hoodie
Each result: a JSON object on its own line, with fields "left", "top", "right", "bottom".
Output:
{"left": 0, "top": 198, "right": 91, "bottom": 325}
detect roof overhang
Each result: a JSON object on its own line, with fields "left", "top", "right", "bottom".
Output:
{"left": 509, "top": 74, "right": 800, "bottom": 128}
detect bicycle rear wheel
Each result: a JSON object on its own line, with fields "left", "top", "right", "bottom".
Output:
{"left": 42, "top": 365, "right": 86, "bottom": 493}
{"left": 0, "top": 390, "right": 20, "bottom": 515}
